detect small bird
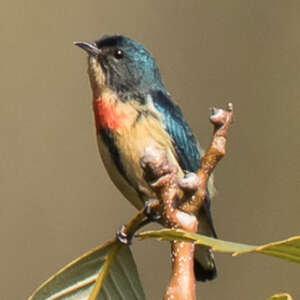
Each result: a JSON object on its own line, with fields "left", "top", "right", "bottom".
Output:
{"left": 75, "top": 35, "right": 217, "bottom": 281}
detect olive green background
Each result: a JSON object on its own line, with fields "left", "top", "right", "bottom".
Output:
{"left": 1, "top": 1, "right": 299, "bottom": 299}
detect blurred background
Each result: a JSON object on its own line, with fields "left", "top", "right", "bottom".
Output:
{"left": 1, "top": 1, "right": 300, "bottom": 299}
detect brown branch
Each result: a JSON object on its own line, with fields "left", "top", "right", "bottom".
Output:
{"left": 141, "top": 147, "right": 198, "bottom": 300}
{"left": 180, "top": 103, "right": 234, "bottom": 215}
{"left": 140, "top": 103, "right": 234, "bottom": 300}
{"left": 121, "top": 208, "right": 148, "bottom": 237}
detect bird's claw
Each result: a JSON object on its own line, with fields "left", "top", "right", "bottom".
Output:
{"left": 116, "top": 199, "right": 161, "bottom": 245}
{"left": 178, "top": 172, "right": 200, "bottom": 192}
{"left": 116, "top": 224, "right": 132, "bottom": 245}
{"left": 143, "top": 199, "right": 161, "bottom": 221}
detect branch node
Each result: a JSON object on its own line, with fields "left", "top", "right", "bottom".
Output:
{"left": 139, "top": 102, "right": 234, "bottom": 300}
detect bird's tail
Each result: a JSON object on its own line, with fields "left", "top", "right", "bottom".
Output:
{"left": 193, "top": 196, "right": 218, "bottom": 281}
{"left": 194, "top": 245, "right": 217, "bottom": 281}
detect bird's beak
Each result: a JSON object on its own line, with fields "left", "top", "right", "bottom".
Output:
{"left": 73, "top": 41, "right": 101, "bottom": 57}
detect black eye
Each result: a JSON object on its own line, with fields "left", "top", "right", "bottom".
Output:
{"left": 114, "top": 49, "right": 124, "bottom": 59}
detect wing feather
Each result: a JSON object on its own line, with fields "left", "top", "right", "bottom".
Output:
{"left": 150, "top": 90, "right": 201, "bottom": 173}
{"left": 150, "top": 90, "right": 217, "bottom": 239}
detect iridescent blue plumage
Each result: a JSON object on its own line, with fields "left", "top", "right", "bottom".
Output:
{"left": 151, "top": 90, "right": 201, "bottom": 173}
{"left": 95, "top": 35, "right": 165, "bottom": 97}
{"left": 97, "top": 36, "right": 202, "bottom": 172}
{"left": 151, "top": 89, "right": 217, "bottom": 281}
{"left": 76, "top": 34, "right": 218, "bottom": 281}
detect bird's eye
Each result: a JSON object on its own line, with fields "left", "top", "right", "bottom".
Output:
{"left": 114, "top": 49, "right": 124, "bottom": 59}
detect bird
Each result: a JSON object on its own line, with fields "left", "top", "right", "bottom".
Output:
{"left": 74, "top": 35, "right": 217, "bottom": 281}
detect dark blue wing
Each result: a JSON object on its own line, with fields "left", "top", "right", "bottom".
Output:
{"left": 151, "top": 89, "right": 217, "bottom": 239}
{"left": 151, "top": 90, "right": 201, "bottom": 173}
{"left": 151, "top": 90, "right": 218, "bottom": 281}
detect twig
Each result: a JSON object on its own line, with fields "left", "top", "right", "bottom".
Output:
{"left": 141, "top": 146, "right": 198, "bottom": 300}
{"left": 121, "top": 207, "right": 149, "bottom": 236}
{"left": 140, "top": 103, "right": 234, "bottom": 300}
{"left": 180, "top": 103, "right": 233, "bottom": 214}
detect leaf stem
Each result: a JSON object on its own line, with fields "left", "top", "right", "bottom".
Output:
{"left": 88, "top": 208, "right": 147, "bottom": 300}
{"left": 88, "top": 242, "right": 121, "bottom": 300}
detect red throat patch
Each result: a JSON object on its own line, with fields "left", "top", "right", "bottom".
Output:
{"left": 93, "top": 98, "right": 126, "bottom": 131}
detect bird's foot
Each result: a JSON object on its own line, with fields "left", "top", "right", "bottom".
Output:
{"left": 116, "top": 224, "right": 132, "bottom": 245}
{"left": 143, "top": 199, "right": 161, "bottom": 221}
{"left": 116, "top": 199, "right": 161, "bottom": 245}
{"left": 178, "top": 172, "right": 200, "bottom": 193}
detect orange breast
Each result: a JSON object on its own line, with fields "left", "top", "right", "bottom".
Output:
{"left": 93, "top": 98, "right": 127, "bottom": 131}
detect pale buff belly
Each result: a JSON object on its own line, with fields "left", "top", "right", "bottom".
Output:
{"left": 96, "top": 115, "right": 183, "bottom": 210}
{"left": 97, "top": 133, "right": 146, "bottom": 210}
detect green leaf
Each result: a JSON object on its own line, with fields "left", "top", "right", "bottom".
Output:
{"left": 253, "top": 236, "right": 300, "bottom": 263}
{"left": 267, "top": 293, "right": 293, "bottom": 300}
{"left": 138, "top": 229, "right": 257, "bottom": 253}
{"left": 138, "top": 229, "right": 300, "bottom": 263}
{"left": 28, "top": 240, "right": 145, "bottom": 300}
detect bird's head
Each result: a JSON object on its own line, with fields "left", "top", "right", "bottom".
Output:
{"left": 74, "top": 35, "right": 164, "bottom": 100}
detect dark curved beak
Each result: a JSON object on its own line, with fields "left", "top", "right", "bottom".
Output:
{"left": 73, "top": 41, "right": 101, "bottom": 57}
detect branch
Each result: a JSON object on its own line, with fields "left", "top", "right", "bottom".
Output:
{"left": 141, "top": 146, "right": 198, "bottom": 300}
{"left": 140, "top": 103, "right": 234, "bottom": 300}
{"left": 180, "top": 103, "right": 233, "bottom": 215}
